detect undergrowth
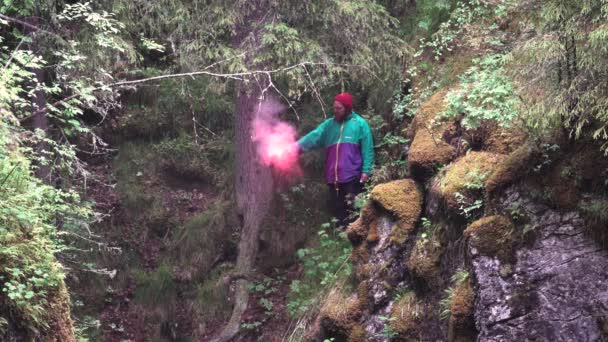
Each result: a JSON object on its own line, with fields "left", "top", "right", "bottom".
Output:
{"left": 286, "top": 221, "right": 353, "bottom": 318}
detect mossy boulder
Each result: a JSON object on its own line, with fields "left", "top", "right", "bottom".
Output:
{"left": 439, "top": 151, "right": 505, "bottom": 215}
{"left": 370, "top": 179, "right": 422, "bottom": 246}
{"left": 482, "top": 123, "right": 527, "bottom": 155}
{"left": 448, "top": 279, "right": 475, "bottom": 342}
{"left": 407, "top": 91, "right": 456, "bottom": 180}
{"left": 389, "top": 292, "right": 424, "bottom": 340}
{"left": 406, "top": 234, "right": 442, "bottom": 287}
{"left": 486, "top": 144, "right": 538, "bottom": 195}
{"left": 464, "top": 215, "right": 515, "bottom": 262}
{"left": 319, "top": 287, "right": 364, "bottom": 337}
{"left": 346, "top": 202, "right": 378, "bottom": 245}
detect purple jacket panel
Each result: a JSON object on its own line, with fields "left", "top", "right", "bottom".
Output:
{"left": 324, "top": 142, "right": 362, "bottom": 184}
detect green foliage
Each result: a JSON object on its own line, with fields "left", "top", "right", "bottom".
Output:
{"left": 463, "top": 170, "right": 490, "bottom": 190}
{"left": 153, "top": 135, "right": 228, "bottom": 185}
{"left": 454, "top": 192, "right": 484, "bottom": 219}
{"left": 379, "top": 315, "right": 398, "bottom": 338}
{"left": 195, "top": 266, "right": 231, "bottom": 324}
{"left": 0, "top": 120, "right": 91, "bottom": 334}
{"left": 509, "top": 0, "right": 608, "bottom": 151}
{"left": 171, "top": 200, "right": 235, "bottom": 276}
{"left": 133, "top": 264, "right": 176, "bottom": 306}
{"left": 413, "top": 0, "right": 504, "bottom": 62}
{"left": 112, "top": 0, "right": 406, "bottom": 113}
{"left": 419, "top": 217, "right": 441, "bottom": 244}
{"left": 439, "top": 269, "right": 469, "bottom": 320}
{"left": 441, "top": 54, "right": 520, "bottom": 129}
{"left": 579, "top": 198, "right": 608, "bottom": 225}
{"left": 286, "top": 223, "right": 352, "bottom": 317}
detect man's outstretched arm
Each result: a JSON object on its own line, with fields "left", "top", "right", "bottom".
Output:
{"left": 297, "top": 120, "right": 328, "bottom": 152}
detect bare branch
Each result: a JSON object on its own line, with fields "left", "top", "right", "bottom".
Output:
{"left": 0, "top": 14, "right": 60, "bottom": 38}
{"left": 19, "top": 61, "right": 376, "bottom": 122}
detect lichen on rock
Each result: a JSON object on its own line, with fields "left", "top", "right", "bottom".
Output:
{"left": 369, "top": 179, "right": 422, "bottom": 246}
{"left": 464, "top": 215, "right": 515, "bottom": 262}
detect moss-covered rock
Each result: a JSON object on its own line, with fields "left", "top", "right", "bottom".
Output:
{"left": 406, "top": 234, "right": 442, "bottom": 287}
{"left": 448, "top": 279, "right": 475, "bottom": 342}
{"left": 370, "top": 179, "right": 422, "bottom": 246}
{"left": 464, "top": 215, "right": 515, "bottom": 262}
{"left": 408, "top": 91, "right": 456, "bottom": 180}
{"left": 347, "top": 324, "right": 366, "bottom": 342}
{"left": 389, "top": 292, "right": 424, "bottom": 341}
{"left": 482, "top": 123, "right": 527, "bottom": 155}
{"left": 347, "top": 202, "right": 380, "bottom": 245}
{"left": 43, "top": 282, "right": 76, "bottom": 342}
{"left": 319, "top": 287, "right": 363, "bottom": 337}
{"left": 486, "top": 144, "right": 537, "bottom": 195}
{"left": 439, "top": 151, "right": 505, "bottom": 215}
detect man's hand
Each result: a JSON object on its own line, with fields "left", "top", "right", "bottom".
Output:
{"left": 360, "top": 173, "right": 369, "bottom": 183}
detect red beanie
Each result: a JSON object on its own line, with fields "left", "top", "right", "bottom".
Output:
{"left": 334, "top": 93, "right": 353, "bottom": 113}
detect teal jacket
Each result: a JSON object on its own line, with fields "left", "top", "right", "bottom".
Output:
{"left": 298, "top": 112, "right": 374, "bottom": 184}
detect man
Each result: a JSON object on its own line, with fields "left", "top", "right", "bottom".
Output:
{"left": 297, "top": 93, "right": 374, "bottom": 227}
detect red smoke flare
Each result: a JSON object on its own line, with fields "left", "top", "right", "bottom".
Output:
{"left": 252, "top": 98, "right": 302, "bottom": 178}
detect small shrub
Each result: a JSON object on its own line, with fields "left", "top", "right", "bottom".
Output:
{"left": 440, "top": 54, "right": 520, "bottom": 130}
{"left": 286, "top": 223, "right": 353, "bottom": 317}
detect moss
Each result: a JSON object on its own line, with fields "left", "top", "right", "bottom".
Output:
{"left": 42, "top": 282, "right": 76, "bottom": 342}
{"left": 351, "top": 243, "right": 371, "bottom": 280}
{"left": 356, "top": 281, "right": 372, "bottom": 312}
{"left": 406, "top": 234, "right": 442, "bottom": 287}
{"left": 440, "top": 151, "right": 505, "bottom": 214}
{"left": 347, "top": 325, "right": 366, "bottom": 342}
{"left": 407, "top": 91, "right": 456, "bottom": 180}
{"left": 408, "top": 91, "right": 450, "bottom": 137}
{"left": 170, "top": 201, "right": 235, "bottom": 281}
{"left": 409, "top": 129, "right": 456, "bottom": 180}
{"left": 486, "top": 144, "right": 537, "bottom": 194}
{"left": 346, "top": 218, "right": 368, "bottom": 245}
{"left": 448, "top": 279, "right": 475, "bottom": 341}
{"left": 370, "top": 179, "right": 422, "bottom": 246}
{"left": 482, "top": 123, "right": 527, "bottom": 155}
{"left": 319, "top": 287, "right": 363, "bottom": 337}
{"left": 464, "top": 215, "right": 515, "bottom": 262}
{"left": 366, "top": 224, "right": 379, "bottom": 243}
{"left": 360, "top": 201, "right": 378, "bottom": 225}
{"left": 389, "top": 292, "right": 423, "bottom": 340}
{"left": 347, "top": 202, "right": 380, "bottom": 245}
{"left": 546, "top": 162, "right": 580, "bottom": 209}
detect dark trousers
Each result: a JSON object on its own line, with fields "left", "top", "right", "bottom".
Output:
{"left": 327, "top": 179, "right": 364, "bottom": 228}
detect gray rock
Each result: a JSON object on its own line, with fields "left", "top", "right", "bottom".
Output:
{"left": 472, "top": 187, "right": 608, "bottom": 342}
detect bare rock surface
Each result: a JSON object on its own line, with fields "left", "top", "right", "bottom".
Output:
{"left": 472, "top": 187, "right": 608, "bottom": 342}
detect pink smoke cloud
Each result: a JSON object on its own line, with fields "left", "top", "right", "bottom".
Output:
{"left": 252, "top": 97, "right": 302, "bottom": 178}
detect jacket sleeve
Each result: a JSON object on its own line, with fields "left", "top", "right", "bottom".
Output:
{"left": 297, "top": 120, "right": 327, "bottom": 152}
{"left": 360, "top": 120, "right": 374, "bottom": 174}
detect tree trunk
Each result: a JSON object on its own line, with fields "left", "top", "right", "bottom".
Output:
{"left": 212, "top": 82, "right": 274, "bottom": 342}
{"left": 32, "top": 68, "right": 51, "bottom": 184}
{"left": 23, "top": 12, "right": 51, "bottom": 184}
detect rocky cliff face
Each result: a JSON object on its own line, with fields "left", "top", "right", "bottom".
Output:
{"left": 473, "top": 187, "right": 608, "bottom": 341}
{"left": 314, "top": 85, "right": 608, "bottom": 341}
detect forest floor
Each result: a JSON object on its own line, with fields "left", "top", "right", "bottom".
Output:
{"left": 72, "top": 153, "right": 303, "bottom": 341}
